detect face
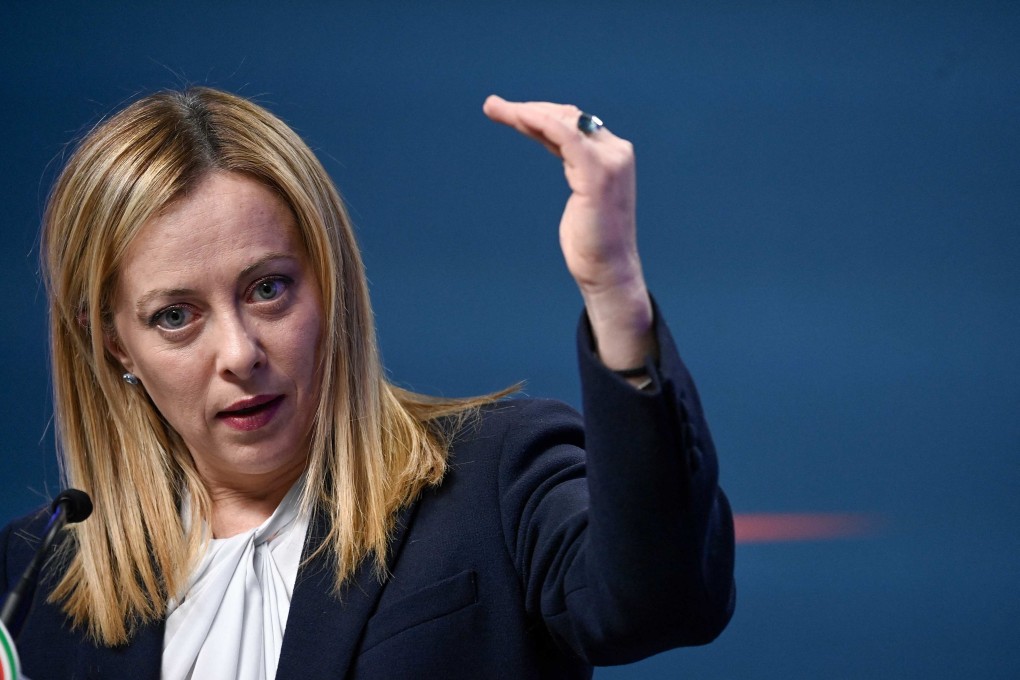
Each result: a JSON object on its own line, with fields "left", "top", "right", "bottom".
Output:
{"left": 108, "top": 171, "right": 322, "bottom": 491}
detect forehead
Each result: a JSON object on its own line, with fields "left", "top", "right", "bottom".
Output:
{"left": 118, "top": 172, "right": 303, "bottom": 287}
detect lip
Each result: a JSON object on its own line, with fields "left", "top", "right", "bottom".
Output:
{"left": 216, "top": 394, "right": 284, "bottom": 431}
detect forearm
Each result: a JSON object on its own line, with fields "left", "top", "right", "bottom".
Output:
{"left": 572, "top": 304, "right": 735, "bottom": 659}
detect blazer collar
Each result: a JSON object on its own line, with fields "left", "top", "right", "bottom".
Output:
{"left": 275, "top": 500, "right": 419, "bottom": 680}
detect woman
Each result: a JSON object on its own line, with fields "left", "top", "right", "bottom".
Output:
{"left": 0, "top": 88, "right": 734, "bottom": 678}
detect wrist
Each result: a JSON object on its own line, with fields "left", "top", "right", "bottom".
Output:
{"left": 582, "top": 277, "right": 655, "bottom": 372}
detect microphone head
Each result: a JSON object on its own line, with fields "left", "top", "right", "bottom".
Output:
{"left": 51, "top": 489, "right": 93, "bottom": 523}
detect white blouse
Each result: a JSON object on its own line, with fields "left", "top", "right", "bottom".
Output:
{"left": 162, "top": 480, "right": 310, "bottom": 680}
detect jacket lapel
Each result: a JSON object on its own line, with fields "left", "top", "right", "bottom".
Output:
{"left": 275, "top": 501, "right": 418, "bottom": 680}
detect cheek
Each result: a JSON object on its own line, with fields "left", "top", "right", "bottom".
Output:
{"left": 288, "top": 312, "right": 323, "bottom": 385}
{"left": 138, "top": 356, "right": 210, "bottom": 427}
{"left": 285, "top": 307, "right": 320, "bottom": 373}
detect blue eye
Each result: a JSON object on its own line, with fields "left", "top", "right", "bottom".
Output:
{"left": 153, "top": 306, "right": 192, "bottom": 330}
{"left": 251, "top": 277, "right": 287, "bottom": 302}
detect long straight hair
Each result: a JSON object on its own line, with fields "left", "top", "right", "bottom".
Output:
{"left": 42, "top": 87, "right": 510, "bottom": 645}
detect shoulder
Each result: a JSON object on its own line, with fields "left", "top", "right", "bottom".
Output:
{"left": 446, "top": 397, "right": 585, "bottom": 465}
{"left": 423, "top": 397, "right": 587, "bottom": 513}
{"left": 436, "top": 398, "right": 590, "bottom": 528}
{"left": 466, "top": 396, "right": 583, "bottom": 440}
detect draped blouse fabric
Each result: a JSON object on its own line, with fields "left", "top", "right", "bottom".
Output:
{"left": 162, "top": 481, "right": 310, "bottom": 680}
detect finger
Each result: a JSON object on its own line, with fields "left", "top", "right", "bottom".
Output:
{"left": 484, "top": 96, "right": 587, "bottom": 137}
{"left": 494, "top": 98, "right": 619, "bottom": 141}
{"left": 485, "top": 97, "right": 605, "bottom": 166}
{"left": 483, "top": 95, "right": 564, "bottom": 156}
{"left": 485, "top": 95, "right": 622, "bottom": 154}
{"left": 508, "top": 104, "right": 626, "bottom": 182}
{"left": 485, "top": 96, "right": 585, "bottom": 128}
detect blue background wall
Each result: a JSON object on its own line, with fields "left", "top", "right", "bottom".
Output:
{"left": 3, "top": 2, "right": 1017, "bottom": 677}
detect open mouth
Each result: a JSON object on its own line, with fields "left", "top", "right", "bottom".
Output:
{"left": 218, "top": 395, "right": 283, "bottom": 417}
{"left": 221, "top": 396, "right": 281, "bottom": 416}
{"left": 217, "top": 395, "right": 285, "bottom": 430}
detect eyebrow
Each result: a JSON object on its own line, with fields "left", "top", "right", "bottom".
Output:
{"left": 132, "top": 252, "right": 300, "bottom": 319}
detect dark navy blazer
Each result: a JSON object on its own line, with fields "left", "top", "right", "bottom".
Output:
{"left": 1, "top": 312, "right": 735, "bottom": 679}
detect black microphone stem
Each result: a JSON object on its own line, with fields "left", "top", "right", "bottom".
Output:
{"left": 1, "top": 490, "right": 92, "bottom": 639}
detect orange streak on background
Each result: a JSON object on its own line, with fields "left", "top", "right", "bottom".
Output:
{"left": 734, "top": 513, "right": 877, "bottom": 543}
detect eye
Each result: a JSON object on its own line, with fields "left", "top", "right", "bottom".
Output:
{"left": 152, "top": 306, "right": 193, "bottom": 330}
{"left": 249, "top": 276, "right": 289, "bottom": 302}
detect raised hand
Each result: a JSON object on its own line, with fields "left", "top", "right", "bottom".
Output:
{"left": 483, "top": 95, "right": 655, "bottom": 374}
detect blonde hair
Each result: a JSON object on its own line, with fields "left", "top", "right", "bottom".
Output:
{"left": 42, "top": 87, "right": 509, "bottom": 645}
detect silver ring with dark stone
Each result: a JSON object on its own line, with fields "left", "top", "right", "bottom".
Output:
{"left": 577, "top": 112, "right": 604, "bottom": 135}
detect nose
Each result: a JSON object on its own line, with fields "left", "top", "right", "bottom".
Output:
{"left": 214, "top": 311, "right": 266, "bottom": 380}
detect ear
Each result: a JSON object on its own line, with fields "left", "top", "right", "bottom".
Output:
{"left": 103, "top": 330, "right": 136, "bottom": 374}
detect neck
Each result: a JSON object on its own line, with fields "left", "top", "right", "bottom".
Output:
{"left": 201, "top": 459, "right": 306, "bottom": 538}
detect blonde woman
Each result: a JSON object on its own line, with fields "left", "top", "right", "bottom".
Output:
{"left": 0, "top": 88, "right": 734, "bottom": 679}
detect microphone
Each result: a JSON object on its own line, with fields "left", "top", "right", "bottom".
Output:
{"left": 0, "top": 489, "right": 93, "bottom": 639}
{"left": 51, "top": 489, "right": 93, "bottom": 524}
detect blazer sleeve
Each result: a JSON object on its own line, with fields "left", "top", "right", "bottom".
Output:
{"left": 497, "top": 301, "right": 735, "bottom": 666}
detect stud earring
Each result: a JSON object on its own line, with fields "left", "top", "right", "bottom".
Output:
{"left": 122, "top": 372, "right": 140, "bottom": 385}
